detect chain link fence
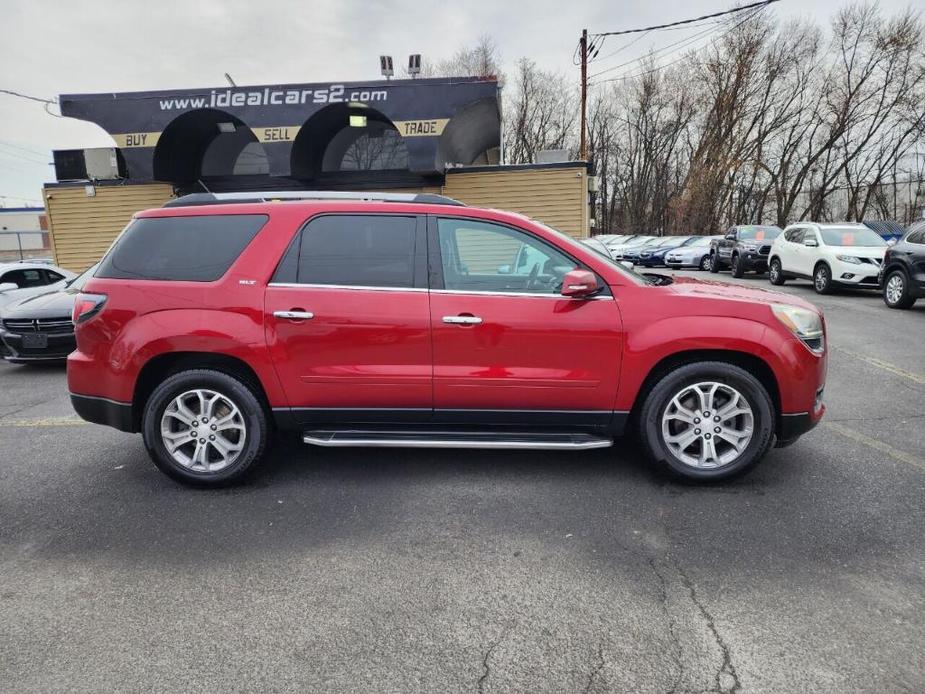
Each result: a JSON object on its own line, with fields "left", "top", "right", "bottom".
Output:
{"left": 0, "top": 230, "right": 52, "bottom": 263}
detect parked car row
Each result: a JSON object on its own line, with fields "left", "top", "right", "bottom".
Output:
{"left": 595, "top": 220, "right": 924, "bottom": 310}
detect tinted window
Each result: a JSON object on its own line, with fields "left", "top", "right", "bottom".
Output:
{"left": 784, "top": 228, "right": 804, "bottom": 243}
{"left": 0, "top": 269, "right": 44, "bottom": 288}
{"left": 45, "top": 270, "right": 65, "bottom": 283}
{"left": 97, "top": 214, "right": 267, "bottom": 281}
{"left": 297, "top": 215, "right": 416, "bottom": 288}
{"left": 437, "top": 218, "right": 577, "bottom": 294}
{"left": 906, "top": 229, "right": 924, "bottom": 245}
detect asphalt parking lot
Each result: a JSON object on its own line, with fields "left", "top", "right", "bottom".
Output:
{"left": 1, "top": 270, "right": 923, "bottom": 693}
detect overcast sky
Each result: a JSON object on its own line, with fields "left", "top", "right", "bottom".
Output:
{"left": 0, "top": 0, "right": 916, "bottom": 207}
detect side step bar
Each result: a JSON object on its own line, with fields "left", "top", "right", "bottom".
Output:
{"left": 303, "top": 430, "right": 613, "bottom": 450}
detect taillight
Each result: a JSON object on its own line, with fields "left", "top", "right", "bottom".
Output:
{"left": 72, "top": 293, "right": 107, "bottom": 324}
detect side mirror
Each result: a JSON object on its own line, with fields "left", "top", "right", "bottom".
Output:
{"left": 887, "top": 238, "right": 897, "bottom": 247}
{"left": 561, "top": 269, "right": 599, "bottom": 298}
{"left": 804, "top": 237, "right": 818, "bottom": 247}
{"left": 0, "top": 283, "right": 17, "bottom": 293}
{"left": 619, "top": 260, "right": 634, "bottom": 270}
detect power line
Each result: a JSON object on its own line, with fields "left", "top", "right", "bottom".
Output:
{"left": 0, "top": 88, "right": 56, "bottom": 105}
{"left": 590, "top": 5, "right": 768, "bottom": 87}
{"left": 590, "top": 0, "right": 780, "bottom": 38}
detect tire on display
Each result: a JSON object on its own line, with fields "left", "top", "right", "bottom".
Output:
{"left": 731, "top": 254, "right": 745, "bottom": 278}
{"left": 638, "top": 361, "right": 775, "bottom": 482}
{"left": 709, "top": 253, "right": 720, "bottom": 273}
{"left": 813, "top": 262, "right": 833, "bottom": 295}
{"left": 883, "top": 269, "right": 916, "bottom": 309}
{"left": 769, "top": 258, "right": 786, "bottom": 286}
{"left": 142, "top": 369, "right": 270, "bottom": 487}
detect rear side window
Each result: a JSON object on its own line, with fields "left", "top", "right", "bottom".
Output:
{"left": 96, "top": 214, "right": 268, "bottom": 281}
{"left": 284, "top": 215, "right": 417, "bottom": 288}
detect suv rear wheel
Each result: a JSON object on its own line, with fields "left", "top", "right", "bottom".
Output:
{"left": 142, "top": 369, "right": 270, "bottom": 486}
{"left": 883, "top": 269, "right": 916, "bottom": 309}
{"left": 638, "top": 362, "right": 775, "bottom": 481}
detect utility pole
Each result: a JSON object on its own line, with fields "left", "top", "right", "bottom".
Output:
{"left": 579, "top": 28, "right": 588, "bottom": 161}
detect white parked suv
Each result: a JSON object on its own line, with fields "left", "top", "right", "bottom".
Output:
{"left": 768, "top": 222, "right": 888, "bottom": 294}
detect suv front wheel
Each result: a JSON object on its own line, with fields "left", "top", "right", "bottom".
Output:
{"left": 638, "top": 362, "right": 775, "bottom": 481}
{"left": 142, "top": 369, "right": 270, "bottom": 486}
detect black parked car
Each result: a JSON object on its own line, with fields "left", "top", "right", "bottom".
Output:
{"left": 710, "top": 225, "right": 783, "bottom": 277}
{"left": 0, "top": 264, "right": 97, "bottom": 363}
{"left": 880, "top": 222, "right": 925, "bottom": 309}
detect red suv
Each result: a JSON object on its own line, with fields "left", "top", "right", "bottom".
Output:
{"left": 68, "top": 192, "right": 827, "bottom": 486}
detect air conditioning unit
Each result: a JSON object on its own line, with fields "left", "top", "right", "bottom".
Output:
{"left": 53, "top": 148, "right": 127, "bottom": 182}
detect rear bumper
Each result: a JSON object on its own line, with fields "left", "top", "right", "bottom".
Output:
{"left": 70, "top": 393, "right": 135, "bottom": 433}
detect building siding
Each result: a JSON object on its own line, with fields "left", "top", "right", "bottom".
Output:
{"left": 443, "top": 166, "right": 589, "bottom": 238}
{"left": 43, "top": 183, "right": 174, "bottom": 271}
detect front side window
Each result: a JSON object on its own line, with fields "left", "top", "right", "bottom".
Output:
{"left": 296, "top": 215, "right": 416, "bottom": 288}
{"left": 437, "top": 218, "right": 577, "bottom": 294}
{"left": 97, "top": 214, "right": 268, "bottom": 282}
{"left": 0, "top": 269, "right": 44, "bottom": 288}
{"left": 785, "top": 228, "right": 805, "bottom": 243}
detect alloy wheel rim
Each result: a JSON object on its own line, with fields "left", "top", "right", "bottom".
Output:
{"left": 886, "top": 275, "right": 904, "bottom": 304}
{"left": 770, "top": 262, "right": 780, "bottom": 281}
{"left": 815, "top": 267, "right": 828, "bottom": 290}
{"left": 661, "top": 381, "right": 754, "bottom": 469}
{"left": 160, "top": 389, "right": 246, "bottom": 473}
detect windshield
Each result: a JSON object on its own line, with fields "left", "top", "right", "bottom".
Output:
{"left": 67, "top": 263, "right": 99, "bottom": 292}
{"left": 661, "top": 236, "right": 689, "bottom": 248}
{"left": 820, "top": 227, "right": 886, "bottom": 247}
{"left": 626, "top": 236, "right": 655, "bottom": 246}
{"left": 689, "top": 236, "right": 713, "bottom": 247}
{"left": 738, "top": 226, "right": 782, "bottom": 241}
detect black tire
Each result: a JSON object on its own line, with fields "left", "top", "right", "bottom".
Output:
{"left": 883, "top": 269, "right": 916, "bottom": 309}
{"left": 813, "top": 262, "right": 833, "bottom": 295}
{"left": 709, "top": 252, "right": 720, "bottom": 273}
{"left": 699, "top": 254, "right": 711, "bottom": 271}
{"left": 638, "top": 361, "right": 775, "bottom": 482}
{"left": 768, "top": 258, "right": 786, "bottom": 286}
{"left": 730, "top": 253, "right": 745, "bottom": 278}
{"left": 142, "top": 369, "right": 270, "bottom": 487}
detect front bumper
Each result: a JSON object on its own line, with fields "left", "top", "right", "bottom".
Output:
{"left": 738, "top": 252, "right": 769, "bottom": 271}
{"left": 833, "top": 260, "right": 881, "bottom": 287}
{"left": 0, "top": 328, "right": 75, "bottom": 362}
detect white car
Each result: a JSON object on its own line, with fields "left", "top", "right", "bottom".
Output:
{"left": 607, "top": 235, "right": 657, "bottom": 259}
{"left": 0, "top": 261, "right": 76, "bottom": 309}
{"left": 664, "top": 235, "right": 723, "bottom": 270}
{"left": 768, "top": 222, "right": 888, "bottom": 294}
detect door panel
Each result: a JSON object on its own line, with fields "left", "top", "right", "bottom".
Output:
{"left": 429, "top": 216, "right": 623, "bottom": 419}
{"left": 266, "top": 285, "right": 432, "bottom": 417}
{"left": 265, "top": 213, "right": 432, "bottom": 423}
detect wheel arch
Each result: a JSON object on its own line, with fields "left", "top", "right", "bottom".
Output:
{"left": 629, "top": 349, "right": 782, "bottom": 435}
{"left": 132, "top": 352, "right": 272, "bottom": 432}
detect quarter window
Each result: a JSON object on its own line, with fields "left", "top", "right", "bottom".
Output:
{"left": 295, "top": 215, "right": 417, "bottom": 288}
{"left": 97, "top": 214, "right": 268, "bottom": 282}
{"left": 785, "top": 228, "right": 804, "bottom": 243}
{"left": 436, "top": 218, "right": 577, "bottom": 294}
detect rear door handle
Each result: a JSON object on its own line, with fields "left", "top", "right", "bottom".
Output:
{"left": 443, "top": 315, "right": 482, "bottom": 325}
{"left": 274, "top": 310, "right": 314, "bottom": 320}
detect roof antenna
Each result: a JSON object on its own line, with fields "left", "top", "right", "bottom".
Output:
{"left": 197, "top": 179, "right": 212, "bottom": 193}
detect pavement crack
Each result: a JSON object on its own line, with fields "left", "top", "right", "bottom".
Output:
{"left": 583, "top": 641, "right": 606, "bottom": 694}
{"left": 676, "top": 566, "right": 740, "bottom": 694}
{"left": 477, "top": 627, "right": 508, "bottom": 694}
{"left": 649, "top": 558, "right": 684, "bottom": 694}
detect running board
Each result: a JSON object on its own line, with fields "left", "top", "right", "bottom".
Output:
{"left": 302, "top": 430, "right": 613, "bottom": 450}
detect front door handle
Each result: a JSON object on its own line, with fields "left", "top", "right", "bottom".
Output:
{"left": 274, "top": 310, "right": 314, "bottom": 320}
{"left": 443, "top": 315, "right": 483, "bottom": 325}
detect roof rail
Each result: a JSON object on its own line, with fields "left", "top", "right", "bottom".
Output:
{"left": 163, "top": 191, "right": 465, "bottom": 208}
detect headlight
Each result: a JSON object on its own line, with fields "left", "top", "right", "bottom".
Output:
{"left": 771, "top": 304, "right": 825, "bottom": 353}
{"left": 742, "top": 243, "right": 758, "bottom": 252}
{"left": 836, "top": 255, "right": 861, "bottom": 264}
